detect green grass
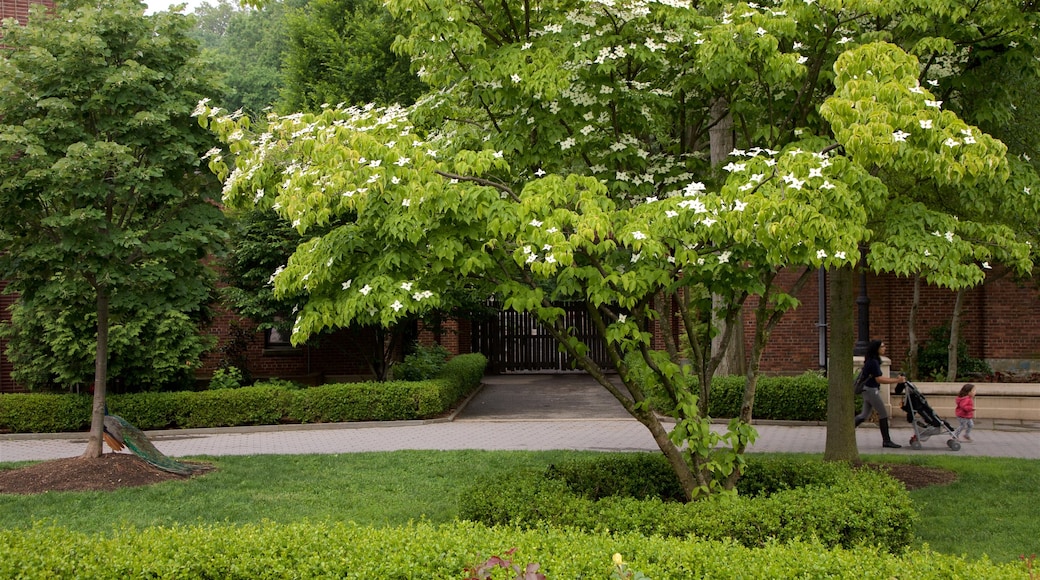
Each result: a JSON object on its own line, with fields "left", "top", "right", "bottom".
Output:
{"left": 1, "top": 451, "right": 1037, "bottom": 565}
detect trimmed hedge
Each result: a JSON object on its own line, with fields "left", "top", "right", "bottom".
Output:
{"left": 0, "top": 521, "right": 1018, "bottom": 579}
{"left": 459, "top": 454, "right": 918, "bottom": 552}
{"left": 0, "top": 354, "right": 486, "bottom": 433}
{"left": 639, "top": 371, "right": 829, "bottom": 421}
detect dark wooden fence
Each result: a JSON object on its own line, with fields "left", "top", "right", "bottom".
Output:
{"left": 472, "top": 302, "right": 612, "bottom": 373}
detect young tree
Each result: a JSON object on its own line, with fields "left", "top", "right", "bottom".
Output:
{"left": 0, "top": 0, "right": 226, "bottom": 457}
{"left": 203, "top": 0, "right": 1038, "bottom": 496}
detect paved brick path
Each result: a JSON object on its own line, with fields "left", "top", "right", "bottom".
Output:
{"left": 2, "top": 374, "right": 1037, "bottom": 462}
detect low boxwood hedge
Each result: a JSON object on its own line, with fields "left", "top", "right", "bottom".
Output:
{"left": 0, "top": 521, "right": 1017, "bottom": 579}
{"left": 459, "top": 454, "right": 917, "bottom": 552}
{"left": 0, "top": 354, "right": 486, "bottom": 433}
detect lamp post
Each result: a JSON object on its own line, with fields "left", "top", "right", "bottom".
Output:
{"left": 854, "top": 244, "right": 870, "bottom": 356}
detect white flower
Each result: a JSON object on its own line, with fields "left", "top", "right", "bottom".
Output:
{"left": 982, "top": 261, "right": 992, "bottom": 269}
{"left": 945, "top": 231, "right": 955, "bottom": 242}
{"left": 401, "top": 282, "right": 413, "bottom": 291}
{"left": 808, "top": 167, "right": 823, "bottom": 179}
{"left": 892, "top": 130, "right": 910, "bottom": 142}
{"left": 631, "top": 253, "right": 641, "bottom": 263}
{"left": 394, "top": 156, "right": 410, "bottom": 166}
{"left": 919, "top": 119, "right": 933, "bottom": 129}
{"left": 535, "top": 168, "right": 546, "bottom": 177}
{"left": 835, "top": 251, "right": 847, "bottom": 260}
{"left": 493, "top": 150, "right": 504, "bottom": 158}
{"left": 733, "top": 200, "right": 747, "bottom": 211}
{"left": 529, "top": 219, "right": 543, "bottom": 227}
{"left": 797, "top": 55, "right": 808, "bottom": 64}
{"left": 391, "top": 300, "right": 404, "bottom": 312}
{"left": 963, "top": 135, "right": 976, "bottom": 144}
{"left": 924, "top": 100, "right": 942, "bottom": 108}
{"left": 718, "top": 251, "right": 732, "bottom": 264}
{"left": 702, "top": 217, "right": 717, "bottom": 227}
{"left": 369, "top": 159, "right": 381, "bottom": 167}
{"left": 546, "top": 255, "right": 557, "bottom": 264}
{"left": 560, "top": 138, "right": 576, "bottom": 150}
{"left": 817, "top": 249, "right": 828, "bottom": 259}
{"left": 342, "top": 280, "right": 352, "bottom": 290}
{"left": 666, "top": 210, "right": 678, "bottom": 218}
{"left": 756, "top": 27, "right": 767, "bottom": 36}
{"left": 402, "top": 198, "right": 411, "bottom": 207}
{"left": 511, "top": 74, "right": 521, "bottom": 83}
{"left": 944, "top": 138, "right": 960, "bottom": 148}
{"left": 391, "top": 177, "right": 401, "bottom": 185}
{"left": 618, "top": 314, "right": 627, "bottom": 324}
{"left": 632, "top": 231, "right": 647, "bottom": 240}
{"left": 723, "top": 162, "right": 746, "bottom": 172}
{"left": 360, "top": 285, "right": 372, "bottom": 296}
{"left": 684, "top": 182, "right": 707, "bottom": 195}
{"left": 909, "top": 85, "right": 925, "bottom": 94}
{"left": 820, "top": 181, "right": 836, "bottom": 190}
{"left": 838, "top": 36, "right": 852, "bottom": 44}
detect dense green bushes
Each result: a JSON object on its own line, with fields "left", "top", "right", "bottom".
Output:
{"left": 656, "top": 372, "right": 829, "bottom": 421}
{"left": 459, "top": 454, "right": 917, "bottom": 552}
{"left": 0, "top": 521, "right": 1017, "bottom": 579}
{"left": 0, "top": 354, "right": 486, "bottom": 433}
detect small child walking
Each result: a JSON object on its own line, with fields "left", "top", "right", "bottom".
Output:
{"left": 954, "top": 383, "right": 976, "bottom": 442}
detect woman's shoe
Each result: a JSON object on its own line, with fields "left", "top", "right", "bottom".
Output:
{"left": 882, "top": 440, "right": 902, "bottom": 449}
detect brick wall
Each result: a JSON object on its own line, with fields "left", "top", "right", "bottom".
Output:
{"left": 0, "top": 0, "right": 54, "bottom": 25}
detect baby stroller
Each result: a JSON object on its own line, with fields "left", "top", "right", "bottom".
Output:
{"left": 894, "top": 381, "right": 962, "bottom": 451}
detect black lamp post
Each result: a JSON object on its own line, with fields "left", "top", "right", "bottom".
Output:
{"left": 854, "top": 244, "right": 870, "bottom": 356}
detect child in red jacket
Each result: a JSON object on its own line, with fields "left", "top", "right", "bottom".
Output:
{"left": 954, "top": 383, "right": 976, "bottom": 442}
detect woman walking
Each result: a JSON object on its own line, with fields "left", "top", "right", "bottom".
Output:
{"left": 854, "top": 340, "right": 904, "bottom": 449}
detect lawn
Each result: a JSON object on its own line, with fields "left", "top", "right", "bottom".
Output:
{"left": 1, "top": 450, "right": 1037, "bottom": 565}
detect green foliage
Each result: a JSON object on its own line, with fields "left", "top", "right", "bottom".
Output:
{"left": 189, "top": 0, "right": 294, "bottom": 116}
{"left": 393, "top": 343, "right": 450, "bottom": 381}
{"left": 201, "top": 0, "right": 1040, "bottom": 495}
{"left": 209, "top": 366, "right": 245, "bottom": 390}
{"left": 917, "top": 325, "right": 993, "bottom": 380}
{"left": 280, "top": 0, "right": 426, "bottom": 111}
{"left": 458, "top": 456, "right": 917, "bottom": 552}
{"left": 0, "top": 354, "right": 487, "bottom": 432}
{"left": 0, "top": 520, "right": 1020, "bottom": 579}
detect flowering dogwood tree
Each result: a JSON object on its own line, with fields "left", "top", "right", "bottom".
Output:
{"left": 203, "top": 0, "right": 1039, "bottom": 496}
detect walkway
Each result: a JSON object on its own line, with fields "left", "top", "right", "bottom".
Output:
{"left": 2, "top": 375, "right": 1037, "bottom": 462}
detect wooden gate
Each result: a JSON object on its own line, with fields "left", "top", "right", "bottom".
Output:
{"left": 472, "top": 302, "right": 612, "bottom": 373}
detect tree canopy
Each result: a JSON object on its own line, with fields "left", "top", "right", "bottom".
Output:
{"left": 0, "top": 0, "right": 226, "bottom": 456}
{"left": 202, "top": 0, "right": 1040, "bottom": 495}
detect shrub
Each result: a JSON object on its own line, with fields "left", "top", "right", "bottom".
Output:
{"left": 0, "top": 521, "right": 1019, "bottom": 579}
{"left": 394, "top": 343, "right": 451, "bottom": 381}
{"left": 0, "top": 354, "right": 487, "bottom": 433}
{"left": 458, "top": 454, "right": 917, "bottom": 552}
{"left": 918, "top": 324, "right": 992, "bottom": 380}
{"left": 209, "top": 366, "right": 245, "bottom": 390}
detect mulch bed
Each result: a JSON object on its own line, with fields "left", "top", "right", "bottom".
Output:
{"left": 0, "top": 454, "right": 212, "bottom": 495}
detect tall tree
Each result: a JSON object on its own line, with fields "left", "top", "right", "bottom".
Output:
{"left": 203, "top": 0, "right": 1038, "bottom": 496}
{"left": 280, "top": 0, "right": 426, "bottom": 111}
{"left": 190, "top": 0, "right": 296, "bottom": 116}
{"left": 0, "top": 0, "right": 226, "bottom": 457}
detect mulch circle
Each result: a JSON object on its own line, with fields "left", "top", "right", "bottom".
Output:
{"left": 0, "top": 453, "right": 212, "bottom": 495}
{"left": 861, "top": 462, "right": 958, "bottom": 490}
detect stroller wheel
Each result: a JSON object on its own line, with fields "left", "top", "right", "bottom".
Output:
{"left": 910, "top": 438, "right": 922, "bottom": 450}
{"left": 948, "top": 439, "right": 961, "bottom": 451}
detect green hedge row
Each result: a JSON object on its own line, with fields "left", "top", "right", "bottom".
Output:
{"left": 640, "top": 371, "right": 830, "bottom": 421}
{"left": 0, "top": 354, "right": 486, "bottom": 433}
{"left": 0, "top": 521, "right": 1018, "bottom": 579}
{"left": 459, "top": 454, "right": 917, "bottom": 552}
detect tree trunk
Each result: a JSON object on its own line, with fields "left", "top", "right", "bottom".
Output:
{"left": 906, "top": 275, "right": 921, "bottom": 380}
{"left": 708, "top": 97, "right": 745, "bottom": 376}
{"left": 83, "top": 289, "right": 110, "bottom": 459}
{"left": 824, "top": 266, "right": 859, "bottom": 462}
{"left": 947, "top": 288, "right": 965, "bottom": 381}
